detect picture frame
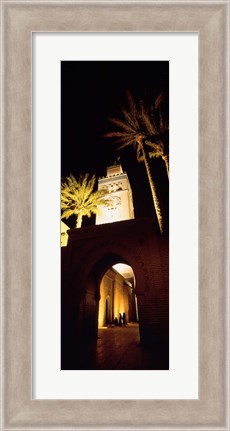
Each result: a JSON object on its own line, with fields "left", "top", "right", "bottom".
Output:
{"left": 0, "top": 1, "right": 229, "bottom": 429}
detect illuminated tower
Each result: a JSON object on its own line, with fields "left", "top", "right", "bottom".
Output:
{"left": 96, "top": 163, "right": 134, "bottom": 225}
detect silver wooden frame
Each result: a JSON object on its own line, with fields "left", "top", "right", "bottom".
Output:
{"left": 1, "top": 1, "right": 229, "bottom": 430}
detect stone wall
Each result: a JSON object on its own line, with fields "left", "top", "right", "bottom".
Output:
{"left": 61, "top": 217, "right": 169, "bottom": 368}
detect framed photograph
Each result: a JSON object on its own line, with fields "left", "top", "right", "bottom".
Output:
{"left": 1, "top": 1, "right": 229, "bottom": 430}
{"left": 33, "top": 33, "right": 197, "bottom": 400}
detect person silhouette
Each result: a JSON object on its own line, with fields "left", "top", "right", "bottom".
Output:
{"left": 123, "top": 312, "right": 126, "bottom": 326}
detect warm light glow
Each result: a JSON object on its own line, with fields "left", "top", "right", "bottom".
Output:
{"left": 97, "top": 307, "right": 104, "bottom": 328}
{"left": 96, "top": 165, "right": 134, "bottom": 225}
{"left": 61, "top": 221, "right": 69, "bottom": 247}
{"left": 98, "top": 266, "right": 134, "bottom": 327}
{"left": 112, "top": 264, "right": 134, "bottom": 280}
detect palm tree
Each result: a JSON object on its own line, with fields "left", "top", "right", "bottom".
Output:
{"left": 104, "top": 91, "right": 165, "bottom": 233}
{"left": 147, "top": 91, "right": 169, "bottom": 178}
{"left": 61, "top": 173, "right": 110, "bottom": 228}
{"left": 136, "top": 94, "right": 169, "bottom": 178}
{"left": 144, "top": 140, "right": 169, "bottom": 178}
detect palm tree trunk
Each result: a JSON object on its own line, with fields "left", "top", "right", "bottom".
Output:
{"left": 140, "top": 140, "right": 164, "bottom": 233}
{"left": 76, "top": 212, "right": 83, "bottom": 228}
{"left": 162, "top": 154, "right": 169, "bottom": 178}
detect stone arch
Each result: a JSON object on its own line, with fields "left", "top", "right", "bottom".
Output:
{"left": 73, "top": 239, "right": 149, "bottom": 301}
{"left": 77, "top": 249, "right": 137, "bottom": 340}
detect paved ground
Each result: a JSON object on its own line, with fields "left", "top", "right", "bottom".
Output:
{"left": 73, "top": 323, "right": 169, "bottom": 370}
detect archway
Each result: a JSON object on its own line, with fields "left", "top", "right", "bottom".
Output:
{"left": 80, "top": 253, "right": 136, "bottom": 341}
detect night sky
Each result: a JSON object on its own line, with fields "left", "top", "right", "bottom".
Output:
{"left": 61, "top": 61, "right": 169, "bottom": 230}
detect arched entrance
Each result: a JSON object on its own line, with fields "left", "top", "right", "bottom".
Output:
{"left": 80, "top": 253, "right": 135, "bottom": 341}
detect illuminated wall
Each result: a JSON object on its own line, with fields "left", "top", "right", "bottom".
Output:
{"left": 98, "top": 272, "right": 113, "bottom": 327}
{"left": 61, "top": 221, "right": 69, "bottom": 247}
{"left": 96, "top": 164, "right": 134, "bottom": 225}
{"left": 98, "top": 267, "right": 133, "bottom": 327}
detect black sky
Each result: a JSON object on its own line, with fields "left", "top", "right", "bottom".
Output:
{"left": 61, "top": 61, "right": 169, "bottom": 229}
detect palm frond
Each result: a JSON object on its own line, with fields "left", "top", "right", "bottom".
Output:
{"left": 121, "top": 108, "right": 139, "bottom": 130}
{"left": 126, "top": 91, "right": 138, "bottom": 126}
{"left": 117, "top": 139, "right": 136, "bottom": 151}
{"left": 109, "top": 135, "right": 135, "bottom": 148}
{"left": 103, "top": 131, "right": 132, "bottom": 139}
{"left": 61, "top": 173, "right": 107, "bottom": 228}
{"left": 61, "top": 209, "right": 75, "bottom": 220}
{"left": 108, "top": 117, "right": 135, "bottom": 134}
{"left": 140, "top": 103, "right": 157, "bottom": 135}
